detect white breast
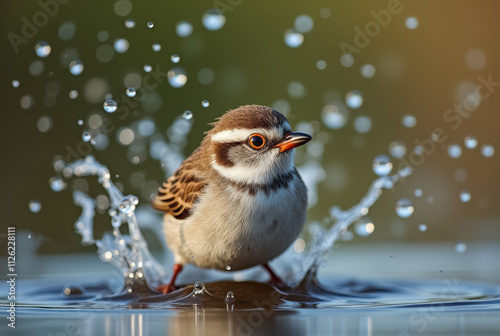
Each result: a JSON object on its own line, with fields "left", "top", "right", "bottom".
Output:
{"left": 162, "top": 173, "right": 307, "bottom": 271}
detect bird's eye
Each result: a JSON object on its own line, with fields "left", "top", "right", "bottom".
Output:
{"left": 248, "top": 134, "right": 266, "bottom": 149}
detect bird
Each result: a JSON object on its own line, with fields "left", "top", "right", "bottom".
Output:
{"left": 151, "top": 105, "right": 311, "bottom": 293}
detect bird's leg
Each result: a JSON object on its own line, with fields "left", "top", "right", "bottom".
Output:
{"left": 262, "top": 263, "right": 286, "bottom": 288}
{"left": 156, "top": 264, "right": 183, "bottom": 294}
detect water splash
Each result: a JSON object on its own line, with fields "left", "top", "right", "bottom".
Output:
{"left": 62, "top": 156, "right": 166, "bottom": 288}
{"left": 290, "top": 166, "right": 412, "bottom": 285}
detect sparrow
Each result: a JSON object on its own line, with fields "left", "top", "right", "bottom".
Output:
{"left": 151, "top": 105, "right": 311, "bottom": 293}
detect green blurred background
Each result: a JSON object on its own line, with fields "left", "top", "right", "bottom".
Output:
{"left": 1, "top": 0, "right": 499, "bottom": 257}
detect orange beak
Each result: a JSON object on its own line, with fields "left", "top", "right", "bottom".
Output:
{"left": 273, "top": 132, "right": 312, "bottom": 153}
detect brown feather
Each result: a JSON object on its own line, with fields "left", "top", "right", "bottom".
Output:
{"left": 151, "top": 148, "right": 206, "bottom": 219}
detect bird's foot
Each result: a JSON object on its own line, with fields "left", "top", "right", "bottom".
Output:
{"left": 156, "top": 283, "right": 177, "bottom": 294}
{"left": 262, "top": 263, "right": 287, "bottom": 289}
{"left": 268, "top": 277, "right": 286, "bottom": 289}
{"left": 156, "top": 263, "right": 184, "bottom": 294}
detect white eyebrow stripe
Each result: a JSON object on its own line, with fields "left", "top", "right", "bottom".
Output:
{"left": 211, "top": 122, "right": 291, "bottom": 143}
{"left": 211, "top": 128, "right": 268, "bottom": 143}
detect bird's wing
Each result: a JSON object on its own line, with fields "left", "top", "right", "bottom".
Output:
{"left": 151, "top": 153, "right": 206, "bottom": 219}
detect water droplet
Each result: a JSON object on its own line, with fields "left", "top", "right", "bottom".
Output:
{"left": 284, "top": 29, "right": 304, "bottom": 48}
{"left": 345, "top": 90, "right": 363, "bottom": 109}
{"left": 360, "top": 64, "right": 376, "bottom": 78}
{"left": 125, "top": 19, "right": 135, "bottom": 28}
{"left": 111, "top": 215, "right": 122, "bottom": 228}
{"left": 354, "top": 218, "right": 375, "bottom": 236}
{"left": 49, "top": 176, "right": 66, "bottom": 192}
{"left": 201, "top": 100, "right": 210, "bottom": 108}
{"left": 170, "top": 54, "right": 180, "bottom": 63}
{"left": 372, "top": 155, "right": 393, "bottom": 176}
{"left": 413, "top": 146, "right": 424, "bottom": 155}
{"left": 69, "top": 90, "right": 78, "bottom": 99}
{"left": 455, "top": 241, "right": 467, "bottom": 254}
{"left": 119, "top": 197, "right": 136, "bottom": 214}
{"left": 77, "top": 119, "right": 84, "bottom": 125}
{"left": 167, "top": 66, "right": 187, "bottom": 88}
{"left": 147, "top": 22, "right": 154, "bottom": 28}
{"left": 20, "top": 94, "right": 34, "bottom": 109}
{"left": 35, "top": 41, "right": 51, "bottom": 58}
{"left": 152, "top": 43, "right": 161, "bottom": 52}
{"left": 389, "top": 141, "right": 407, "bottom": 159}
{"left": 29, "top": 200, "right": 42, "bottom": 213}
{"left": 27, "top": 234, "right": 32, "bottom": 239}
{"left": 37, "top": 115, "right": 52, "bottom": 133}
{"left": 126, "top": 87, "right": 136, "bottom": 97}
{"left": 143, "top": 64, "right": 152, "bottom": 72}
{"left": 130, "top": 195, "right": 139, "bottom": 205}
{"left": 418, "top": 224, "right": 427, "bottom": 232}
{"left": 322, "top": 103, "right": 348, "bottom": 129}
{"left": 69, "top": 60, "right": 84, "bottom": 75}
{"left": 316, "top": 60, "right": 326, "bottom": 70}
{"left": 137, "top": 118, "right": 155, "bottom": 137}
{"left": 447, "top": 144, "right": 462, "bottom": 159}
{"left": 114, "top": 38, "right": 129, "bottom": 53}
{"left": 320, "top": 8, "right": 331, "bottom": 19}
{"left": 226, "top": 265, "right": 231, "bottom": 271}
{"left": 103, "top": 99, "right": 118, "bottom": 113}
{"left": 481, "top": 144, "right": 494, "bottom": 157}
{"left": 395, "top": 198, "right": 414, "bottom": 218}
{"left": 405, "top": 17, "right": 419, "bottom": 30}
{"left": 414, "top": 189, "right": 423, "bottom": 197}
{"left": 459, "top": 190, "right": 471, "bottom": 202}
{"left": 62, "top": 284, "right": 85, "bottom": 296}
{"left": 193, "top": 281, "right": 205, "bottom": 295}
{"left": 402, "top": 114, "right": 417, "bottom": 128}
{"left": 225, "top": 291, "right": 235, "bottom": 304}
{"left": 183, "top": 110, "right": 193, "bottom": 120}
{"left": 353, "top": 116, "right": 372, "bottom": 133}
{"left": 340, "top": 53, "right": 354, "bottom": 67}
{"left": 464, "top": 135, "right": 477, "bottom": 149}
{"left": 294, "top": 15, "right": 314, "bottom": 33}
{"left": 202, "top": 9, "right": 226, "bottom": 31}
{"left": 12, "top": 80, "right": 20, "bottom": 88}
{"left": 82, "top": 131, "right": 91, "bottom": 142}
{"left": 191, "top": 255, "right": 195, "bottom": 259}
{"left": 176, "top": 20, "right": 193, "bottom": 37}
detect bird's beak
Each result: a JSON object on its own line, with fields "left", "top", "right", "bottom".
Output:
{"left": 273, "top": 132, "right": 312, "bottom": 153}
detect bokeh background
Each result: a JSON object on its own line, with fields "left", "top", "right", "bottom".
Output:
{"left": 1, "top": 0, "right": 500, "bottom": 281}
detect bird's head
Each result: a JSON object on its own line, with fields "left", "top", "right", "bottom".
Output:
{"left": 204, "top": 105, "right": 311, "bottom": 184}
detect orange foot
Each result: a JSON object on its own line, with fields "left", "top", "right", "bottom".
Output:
{"left": 157, "top": 264, "right": 184, "bottom": 294}
{"left": 156, "top": 284, "right": 177, "bottom": 294}
{"left": 262, "top": 263, "right": 286, "bottom": 288}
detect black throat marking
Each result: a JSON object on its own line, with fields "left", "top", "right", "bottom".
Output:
{"left": 224, "top": 167, "right": 300, "bottom": 196}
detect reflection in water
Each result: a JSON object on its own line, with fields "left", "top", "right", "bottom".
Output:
{"left": 2, "top": 275, "right": 499, "bottom": 335}
{"left": 5, "top": 303, "right": 500, "bottom": 336}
